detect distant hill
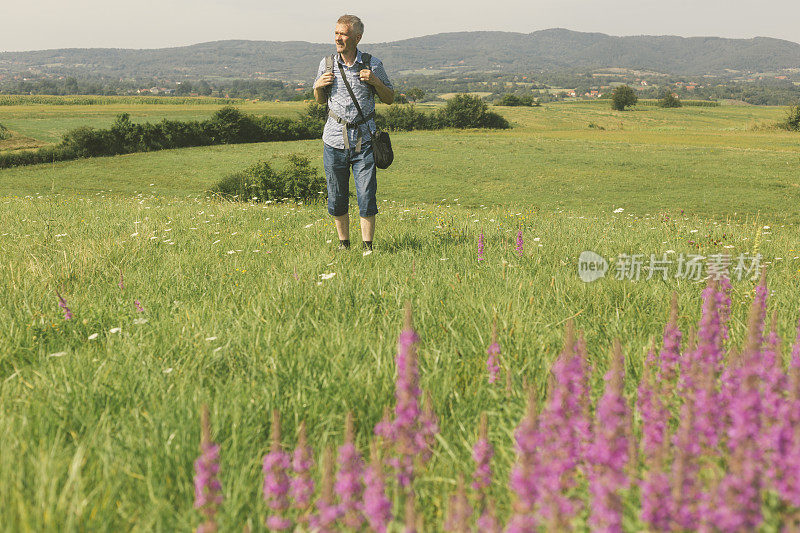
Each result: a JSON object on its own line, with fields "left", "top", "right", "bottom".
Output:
{"left": 2, "top": 29, "right": 800, "bottom": 81}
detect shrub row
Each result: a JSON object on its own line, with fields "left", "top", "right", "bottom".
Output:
{"left": 375, "top": 94, "right": 510, "bottom": 131}
{"left": 0, "top": 95, "right": 509, "bottom": 169}
{"left": 0, "top": 107, "right": 323, "bottom": 169}
{"left": 638, "top": 99, "right": 721, "bottom": 107}
{"left": 209, "top": 155, "right": 325, "bottom": 203}
{"left": 0, "top": 123, "right": 8, "bottom": 141}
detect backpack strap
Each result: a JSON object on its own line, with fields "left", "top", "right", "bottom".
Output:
{"left": 358, "top": 52, "right": 377, "bottom": 97}
{"left": 360, "top": 52, "right": 372, "bottom": 69}
{"left": 323, "top": 54, "right": 336, "bottom": 99}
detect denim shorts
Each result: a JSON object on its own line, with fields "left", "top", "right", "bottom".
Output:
{"left": 323, "top": 141, "right": 378, "bottom": 217}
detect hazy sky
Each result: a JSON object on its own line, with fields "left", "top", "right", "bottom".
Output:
{"left": 3, "top": 0, "right": 800, "bottom": 52}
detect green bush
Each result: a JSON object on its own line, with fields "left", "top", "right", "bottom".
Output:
{"left": 209, "top": 155, "right": 326, "bottom": 203}
{"left": 495, "top": 94, "right": 539, "bottom": 107}
{"left": 305, "top": 101, "right": 328, "bottom": 123}
{"left": 0, "top": 123, "right": 8, "bottom": 140}
{"left": 376, "top": 104, "right": 436, "bottom": 131}
{"left": 658, "top": 90, "right": 682, "bottom": 108}
{"left": 781, "top": 104, "right": 800, "bottom": 131}
{"left": 437, "top": 94, "right": 510, "bottom": 129}
{"left": 611, "top": 85, "right": 638, "bottom": 111}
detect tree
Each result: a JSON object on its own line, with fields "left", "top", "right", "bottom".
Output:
{"left": 406, "top": 87, "right": 425, "bottom": 103}
{"left": 611, "top": 85, "right": 638, "bottom": 111}
{"left": 658, "top": 90, "right": 682, "bottom": 108}
{"left": 197, "top": 80, "right": 213, "bottom": 96}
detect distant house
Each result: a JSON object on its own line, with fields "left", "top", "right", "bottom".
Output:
{"left": 567, "top": 90, "right": 577, "bottom": 97}
{"left": 686, "top": 85, "right": 697, "bottom": 91}
{"left": 640, "top": 80, "right": 648, "bottom": 86}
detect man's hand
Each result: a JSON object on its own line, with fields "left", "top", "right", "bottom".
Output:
{"left": 359, "top": 69, "right": 377, "bottom": 86}
{"left": 313, "top": 73, "right": 334, "bottom": 104}
{"left": 360, "top": 69, "right": 394, "bottom": 104}
{"left": 314, "top": 72, "right": 334, "bottom": 90}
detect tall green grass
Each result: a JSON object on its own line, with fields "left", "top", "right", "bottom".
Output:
{"left": 1, "top": 194, "right": 798, "bottom": 530}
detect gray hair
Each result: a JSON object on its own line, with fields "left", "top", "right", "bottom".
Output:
{"left": 337, "top": 14, "right": 364, "bottom": 36}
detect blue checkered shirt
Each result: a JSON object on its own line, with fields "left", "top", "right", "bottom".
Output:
{"left": 315, "top": 49, "right": 393, "bottom": 150}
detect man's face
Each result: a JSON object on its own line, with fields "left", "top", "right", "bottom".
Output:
{"left": 335, "top": 23, "right": 361, "bottom": 55}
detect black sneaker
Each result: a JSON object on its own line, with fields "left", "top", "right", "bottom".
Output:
{"left": 338, "top": 239, "right": 351, "bottom": 251}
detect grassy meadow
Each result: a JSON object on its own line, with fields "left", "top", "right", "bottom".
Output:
{"left": 1, "top": 100, "right": 798, "bottom": 221}
{"left": 1, "top": 97, "right": 800, "bottom": 531}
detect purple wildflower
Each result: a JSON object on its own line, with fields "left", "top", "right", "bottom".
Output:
{"left": 793, "top": 311, "right": 800, "bottom": 364}
{"left": 761, "top": 311, "right": 788, "bottom": 488}
{"left": 477, "top": 498, "right": 502, "bottom": 533}
{"left": 289, "top": 422, "right": 315, "bottom": 512}
{"left": 586, "top": 339, "right": 630, "bottom": 533}
{"left": 363, "top": 441, "right": 392, "bottom": 533}
{"left": 309, "top": 447, "right": 341, "bottom": 533}
{"left": 671, "top": 392, "right": 704, "bottom": 530}
{"left": 774, "top": 313, "right": 800, "bottom": 506}
{"left": 444, "top": 475, "right": 472, "bottom": 532}
{"left": 262, "top": 410, "right": 291, "bottom": 531}
{"left": 515, "top": 229, "right": 523, "bottom": 256}
{"left": 418, "top": 391, "right": 439, "bottom": 464}
{"left": 657, "top": 292, "right": 682, "bottom": 390}
{"left": 472, "top": 413, "right": 493, "bottom": 499}
{"left": 404, "top": 493, "right": 418, "bottom": 533}
{"left": 56, "top": 291, "right": 73, "bottom": 320}
{"left": 118, "top": 271, "right": 124, "bottom": 291}
{"left": 637, "top": 356, "right": 674, "bottom": 530}
{"left": 508, "top": 387, "right": 540, "bottom": 532}
{"left": 478, "top": 231, "right": 485, "bottom": 261}
{"left": 486, "top": 322, "right": 501, "bottom": 384}
{"left": 335, "top": 413, "right": 365, "bottom": 529}
{"left": 134, "top": 299, "right": 144, "bottom": 313}
{"left": 374, "top": 303, "right": 438, "bottom": 488}
{"left": 712, "top": 273, "right": 768, "bottom": 530}
{"left": 194, "top": 406, "right": 222, "bottom": 533}
{"left": 536, "top": 322, "right": 591, "bottom": 526}
{"left": 641, "top": 471, "right": 673, "bottom": 532}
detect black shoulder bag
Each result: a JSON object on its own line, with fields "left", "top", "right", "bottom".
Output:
{"left": 338, "top": 57, "right": 394, "bottom": 169}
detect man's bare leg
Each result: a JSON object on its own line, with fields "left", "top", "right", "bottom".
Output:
{"left": 361, "top": 215, "right": 375, "bottom": 244}
{"left": 334, "top": 214, "right": 349, "bottom": 241}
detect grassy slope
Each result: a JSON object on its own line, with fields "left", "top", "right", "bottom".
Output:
{"left": 1, "top": 196, "right": 798, "bottom": 530}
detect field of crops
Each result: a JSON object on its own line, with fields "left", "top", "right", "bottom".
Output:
{"left": 1, "top": 97, "right": 800, "bottom": 531}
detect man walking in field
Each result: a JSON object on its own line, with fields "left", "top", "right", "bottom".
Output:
{"left": 313, "top": 14, "right": 394, "bottom": 252}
